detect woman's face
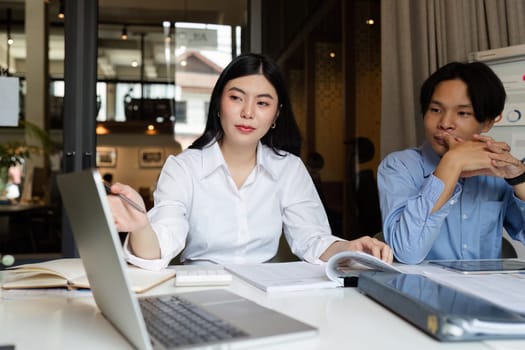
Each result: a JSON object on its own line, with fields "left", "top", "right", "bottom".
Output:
{"left": 424, "top": 79, "right": 494, "bottom": 156}
{"left": 219, "top": 74, "right": 279, "bottom": 149}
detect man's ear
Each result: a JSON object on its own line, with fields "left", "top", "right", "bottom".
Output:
{"left": 481, "top": 115, "right": 498, "bottom": 133}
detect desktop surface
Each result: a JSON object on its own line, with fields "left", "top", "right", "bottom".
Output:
{"left": 1, "top": 270, "right": 524, "bottom": 350}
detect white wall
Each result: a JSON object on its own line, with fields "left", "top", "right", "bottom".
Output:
{"left": 97, "top": 134, "right": 182, "bottom": 193}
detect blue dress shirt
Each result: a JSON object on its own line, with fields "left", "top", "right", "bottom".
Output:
{"left": 378, "top": 141, "right": 525, "bottom": 264}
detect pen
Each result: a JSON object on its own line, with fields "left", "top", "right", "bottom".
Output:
{"left": 103, "top": 182, "right": 146, "bottom": 214}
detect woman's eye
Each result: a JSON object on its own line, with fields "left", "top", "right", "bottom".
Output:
{"left": 429, "top": 107, "right": 441, "bottom": 113}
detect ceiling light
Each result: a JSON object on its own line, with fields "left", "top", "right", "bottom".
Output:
{"left": 365, "top": 18, "right": 374, "bottom": 25}
{"left": 6, "top": 8, "right": 13, "bottom": 46}
{"left": 57, "top": 0, "right": 65, "bottom": 19}
{"left": 96, "top": 124, "right": 110, "bottom": 135}
{"left": 121, "top": 26, "right": 128, "bottom": 40}
{"left": 146, "top": 125, "right": 157, "bottom": 135}
{"left": 131, "top": 60, "right": 138, "bottom": 67}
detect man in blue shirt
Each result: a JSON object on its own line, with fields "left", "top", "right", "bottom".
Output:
{"left": 378, "top": 62, "right": 525, "bottom": 264}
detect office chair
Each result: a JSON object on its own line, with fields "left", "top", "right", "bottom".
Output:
{"left": 501, "top": 236, "right": 518, "bottom": 259}
{"left": 352, "top": 137, "right": 382, "bottom": 236}
{"left": 269, "top": 234, "right": 299, "bottom": 262}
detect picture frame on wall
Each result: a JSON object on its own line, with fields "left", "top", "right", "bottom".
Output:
{"left": 96, "top": 147, "right": 117, "bottom": 167}
{"left": 139, "top": 147, "right": 164, "bottom": 168}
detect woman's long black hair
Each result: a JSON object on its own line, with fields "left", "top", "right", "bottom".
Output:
{"left": 189, "top": 53, "right": 302, "bottom": 156}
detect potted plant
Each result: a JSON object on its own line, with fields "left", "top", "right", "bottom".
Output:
{"left": 0, "top": 121, "right": 52, "bottom": 200}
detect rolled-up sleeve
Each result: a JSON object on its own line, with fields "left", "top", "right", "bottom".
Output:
{"left": 124, "top": 156, "right": 190, "bottom": 270}
{"left": 379, "top": 153, "right": 461, "bottom": 264}
{"left": 280, "top": 157, "right": 343, "bottom": 264}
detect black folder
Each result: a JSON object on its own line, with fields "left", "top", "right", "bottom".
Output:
{"left": 357, "top": 272, "right": 525, "bottom": 341}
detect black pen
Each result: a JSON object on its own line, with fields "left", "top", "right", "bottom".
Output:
{"left": 103, "top": 182, "right": 146, "bottom": 214}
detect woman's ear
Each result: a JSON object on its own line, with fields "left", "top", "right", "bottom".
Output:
{"left": 276, "top": 104, "right": 282, "bottom": 118}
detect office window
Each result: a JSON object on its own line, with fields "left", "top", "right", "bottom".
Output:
{"left": 172, "top": 22, "right": 232, "bottom": 148}
{"left": 175, "top": 101, "right": 187, "bottom": 124}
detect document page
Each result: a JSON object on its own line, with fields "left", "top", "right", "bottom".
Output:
{"left": 422, "top": 272, "right": 525, "bottom": 314}
{"left": 389, "top": 262, "right": 525, "bottom": 314}
{"left": 224, "top": 262, "right": 338, "bottom": 292}
{"left": 368, "top": 262, "right": 525, "bottom": 315}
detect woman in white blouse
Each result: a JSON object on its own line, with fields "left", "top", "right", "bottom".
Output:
{"left": 108, "top": 53, "right": 393, "bottom": 270}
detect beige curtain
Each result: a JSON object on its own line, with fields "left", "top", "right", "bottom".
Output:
{"left": 380, "top": 0, "right": 525, "bottom": 158}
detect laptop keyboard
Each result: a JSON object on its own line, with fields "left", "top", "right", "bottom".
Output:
{"left": 140, "top": 295, "right": 249, "bottom": 348}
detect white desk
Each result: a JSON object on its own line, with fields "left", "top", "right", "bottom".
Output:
{"left": 1, "top": 272, "right": 525, "bottom": 350}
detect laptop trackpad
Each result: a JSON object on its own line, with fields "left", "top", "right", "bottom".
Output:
{"left": 180, "top": 289, "right": 314, "bottom": 336}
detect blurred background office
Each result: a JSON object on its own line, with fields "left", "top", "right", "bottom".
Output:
{"left": 0, "top": 0, "right": 524, "bottom": 261}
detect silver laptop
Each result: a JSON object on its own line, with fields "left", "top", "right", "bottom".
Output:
{"left": 57, "top": 169, "right": 317, "bottom": 350}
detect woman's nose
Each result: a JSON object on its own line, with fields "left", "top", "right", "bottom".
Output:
{"left": 241, "top": 104, "right": 254, "bottom": 119}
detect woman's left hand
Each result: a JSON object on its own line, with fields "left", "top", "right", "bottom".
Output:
{"left": 345, "top": 236, "right": 394, "bottom": 263}
{"left": 321, "top": 236, "right": 394, "bottom": 264}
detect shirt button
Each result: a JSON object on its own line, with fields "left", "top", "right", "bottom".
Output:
{"left": 463, "top": 244, "right": 468, "bottom": 249}
{"left": 450, "top": 199, "right": 456, "bottom": 205}
{"left": 462, "top": 214, "right": 468, "bottom": 220}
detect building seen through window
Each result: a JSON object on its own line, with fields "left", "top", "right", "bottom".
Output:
{"left": 48, "top": 22, "right": 240, "bottom": 149}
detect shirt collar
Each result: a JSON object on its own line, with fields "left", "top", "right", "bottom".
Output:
{"left": 200, "top": 141, "right": 279, "bottom": 181}
{"left": 257, "top": 143, "right": 279, "bottom": 181}
{"left": 200, "top": 141, "right": 226, "bottom": 179}
{"left": 421, "top": 141, "right": 440, "bottom": 177}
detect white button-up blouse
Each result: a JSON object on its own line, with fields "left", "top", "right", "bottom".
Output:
{"left": 124, "top": 141, "right": 341, "bottom": 270}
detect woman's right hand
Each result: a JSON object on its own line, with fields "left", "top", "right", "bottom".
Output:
{"left": 106, "top": 182, "right": 149, "bottom": 233}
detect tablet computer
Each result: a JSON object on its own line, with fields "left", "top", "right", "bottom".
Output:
{"left": 429, "top": 259, "right": 525, "bottom": 274}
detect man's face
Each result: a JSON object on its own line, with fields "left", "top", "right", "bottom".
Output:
{"left": 423, "top": 79, "right": 493, "bottom": 156}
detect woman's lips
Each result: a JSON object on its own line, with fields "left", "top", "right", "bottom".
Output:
{"left": 235, "top": 125, "right": 255, "bottom": 133}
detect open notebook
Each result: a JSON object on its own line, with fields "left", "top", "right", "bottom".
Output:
{"left": 2, "top": 258, "right": 174, "bottom": 293}
{"left": 57, "top": 168, "right": 317, "bottom": 350}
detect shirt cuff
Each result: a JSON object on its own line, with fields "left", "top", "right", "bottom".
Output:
{"left": 122, "top": 235, "right": 171, "bottom": 271}
{"left": 304, "top": 235, "right": 345, "bottom": 265}
{"left": 425, "top": 174, "right": 462, "bottom": 209}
